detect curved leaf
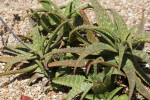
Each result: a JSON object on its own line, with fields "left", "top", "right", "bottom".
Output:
{"left": 48, "top": 60, "right": 88, "bottom": 67}
{"left": 108, "top": 9, "right": 128, "bottom": 40}
{"left": 112, "top": 94, "right": 128, "bottom": 100}
{"left": 67, "top": 82, "right": 93, "bottom": 100}
{"left": 133, "top": 39, "right": 150, "bottom": 46}
{"left": 85, "top": 94, "right": 101, "bottom": 100}
{"left": 43, "top": 47, "right": 85, "bottom": 59}
{"left": 45, "top": 12, "right": 66, "bottom": 20}
{"left": 45, "top": 20, "right": 68, "bottom": 52}
{"left": 49, "top": 23, "right": 64, "bottom": 49}
{"left": 78, "top": 43, "right": 117, "bottom": 65}
{"left": 131, "top": 57, "right": 150, "bottom": 85}
{"left": 126, "top": 26, "right": 137, "bottom": 50}
{"left": 2, "top": 45, "right": 29, "bottom": 55}
{"left": 39, "top": 16, "right": 52, "bottom": 33}
{"left": 35, "top": 60, "right": 48, "bottom": 77}
{"left": 132, "top": 50, "right": 150, "bottom": 66}
{"left": 27, "top": 73, "right": 44, "bottom": 85}
{"left": 91, "top": 58, "right": 125, "bottom": 77}
{"left": 136, "top": 77, "right": 150, "bottom": 100}
{"left": 39, "top": 0, "right": 62, "bottom": 14}
{"left": 89, "top": 0, "right": 115, "bottom": 33}
{"left": 106, "top": 87, "right": 123, "bottom": 100}
{"left": 38, "top": 0, "right": 53, "bottom": 11}
{"left": 31, "top": 25, "right": 43, "bottom": 52}
{"left": 93, "top": 59, "right": 118, "bottom": 68}
{"left": 118, "top": 43, "right": 126, "bottom": 69}
{"left": 52, "top": 75, "right": 85, "bottom": 87}
{"left": 0, "top": 56, "right": 13, "bottom": 63}
{"left": 113, "top": 68, "right": 125, "bottom": 76}
{"left": 133, "top": 32, "right": 150, "bottom": 41}
{"left": 0, "top": 64, "right": 38, "bottom": 76}
{"left": 64, "top": 1, "right": 72, "bottom": 17}
{"left": 122, "top": 57, "right": 136, "bottom": 100}
{"left": 4, "top": 53, "right": 37, "bottom": 71}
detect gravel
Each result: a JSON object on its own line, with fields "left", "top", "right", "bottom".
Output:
{"left": 0, "top": 0, "right": 150, "bottom": 99}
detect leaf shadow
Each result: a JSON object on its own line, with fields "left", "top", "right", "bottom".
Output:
{"left": 0, "top": 72, "right": 34, "bottom": 88}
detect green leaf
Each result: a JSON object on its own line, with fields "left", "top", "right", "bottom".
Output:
{"left": 131, "top": 57, "right": 150, "bottom": 85}
{"left": 67, "top": 82, "right": 93, "bottom": 100}
{"left": 39, "top": 16, "right": 52, "bottom": 33}
{"left": 31, "top": 25, "right": 43, "bottom": 53}
{"left": 35, "top": 60, "right": 48, "bottom": 77}
{"left": 122, "top": 57, "right": 136, "bottom": 100}
{"left": 2, "top": 44, "right": 29, "bottom": 55}
{"left": 85, "top": 94, "right": 100, "bottom": 100}
{"left": 126, "top": 26, "right": 137, "bottom": 50}
{"left": 118, "top": 43, "right": 126, "bottom": 69}
{"left": 90, "top": 0, "right": 115, "bottom": 33}
{"left": 72, "top": 0, "right": 81, "bottom": 9}
{"left": 0, "top": 56, "right": 13, "bottom": 63}
{"left": 136, "top": 77, "right": 150, "bottom": 100}
{"left": 112, "top": 94, "right": 128, "bottom": 100}
{"left": 96, "top": 67, "right": 111, "bottom": 83}
{"left": 133, "top": 32, "right": 150, "bottom": 41}
{"left": 39, "top": 0, "right": 53, "bottom": 11}
{"left": 0, "top": 64, "right": 38, "bottom": 76}
{"left": 104, "top": 67, "right": 114, "bottom": 87}
{"left": 49, "top": 24, "right": 64, "bottom": 49}
{"left": 4, "top": 53, "right": 37, "bottom": 71}
{"left": 133, "top": 39, "right": 150, "bottom": 46}
{"left": 47, "top": 13, "right": 61, "bottom": 25}
{"left": 93, "top": 67, "right": 114, "bottom": 94}
{"left": 92, "top": 58, "right": 118, "bottom": 68}
{"left": 108, "top": 9, "right": 128, "bottom": 40}
{"left": 45, "top": 12, "right": 66, "bottom": 20}
{"left": 98, "top": 59, "right": 125, "bottom": 77}
{"left": 54, "top": 75, "right": 92, "bottom": 100}
{"left": 78, "top": 43, "right": 117, "bottom": 65}
{"left": 43, "top": 47, "right": 85, "bottom": 58}
{"left": 53, "top": 75, "right": 85, "bottom": 87}
{"left": 27, "top": 73, "right": 44, "bottom": 85}
{"left": 112, "top": 68, "right": 125, "bottom": 76}
{"left": 64, "top": 1, "right": 72, "bottom": 17}
{"left": 39, "top": 0, "right": 62, "bottom": 14}
{"left": 48, "top": 60, "right": 88, "bottom": 67}
{"left": 106, "top": 87, "right": 123, "bottom": 100}
{"left": 92, "top": 83, "right": 107, "bottom": 94}
{"left": 132, "top": 50, "right": 150, "bottom": 67}
{"left": 45, "top": 20, "right": 68, "bottom": 52}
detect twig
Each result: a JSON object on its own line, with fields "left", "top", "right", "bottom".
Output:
{"left": 0, "top": 17, "right": 33, "bottom": 50}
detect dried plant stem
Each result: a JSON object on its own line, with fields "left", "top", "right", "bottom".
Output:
{"left": 0, "top": 17, "right": 33, "bottom": 50}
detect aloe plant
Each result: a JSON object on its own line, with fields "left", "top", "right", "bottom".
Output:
{"left": 0, "top": 0, "right": 150, "bottom": 100}
{"left": 67, "top": 0, "right": 150, "bottom": 99}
